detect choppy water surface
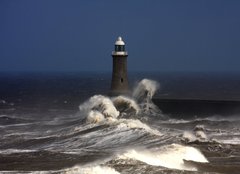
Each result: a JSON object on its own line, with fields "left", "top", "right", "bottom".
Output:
{"left": 1, "top": 73, "right": 240, "bottom": 174}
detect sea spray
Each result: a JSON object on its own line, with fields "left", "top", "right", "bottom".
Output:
{"left": 133, "top": 79, "right": 165, "bottom": 118}
{"left": 133, "top": 79, "right": 160, "bottom": 102}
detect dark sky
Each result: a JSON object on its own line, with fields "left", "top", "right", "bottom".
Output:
{"left": 1, "top": 0, "right": 240, "bottom": 72}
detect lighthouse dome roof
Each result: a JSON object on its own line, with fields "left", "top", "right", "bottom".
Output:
{"left": 115, "top": 36, "right": 125, "bottom": 45}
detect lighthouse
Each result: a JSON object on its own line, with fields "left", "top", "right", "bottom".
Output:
{"left": 110, "top": 36, "right": 129, "bottom": 95}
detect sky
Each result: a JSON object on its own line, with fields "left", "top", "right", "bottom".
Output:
{"left": 1, "top": 0, "right": 240, "bottom": 72}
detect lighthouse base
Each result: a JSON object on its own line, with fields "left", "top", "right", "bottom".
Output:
{"left": 109, "top": 90, "right": 130, "bottom": 97}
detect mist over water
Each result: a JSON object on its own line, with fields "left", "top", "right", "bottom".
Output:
{"left": 1, "top": 73, "right": 240, "bottom": 174}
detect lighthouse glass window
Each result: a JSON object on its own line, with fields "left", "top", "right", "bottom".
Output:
{"left": 115, "top": 45, "right": 125, "bottom": 52}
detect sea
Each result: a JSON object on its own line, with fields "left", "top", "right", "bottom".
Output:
{"left": 0, "top": 72, "right": 240, "bottom": 174}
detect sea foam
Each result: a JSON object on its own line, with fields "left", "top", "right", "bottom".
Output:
{"left": 62, "top": 165, "right": 120, "bottom": 174}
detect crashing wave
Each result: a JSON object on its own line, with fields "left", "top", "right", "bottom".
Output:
{"left": 112, "top": 95, "right": 140, "bottom": 115}
{"left": 79, "top": 95, "right": 120, "bottom": 123}
{"left": 118, "top": 144, "right": 208, "bottom": 171}
{"left": 79, "top": 79, "right": 166, "bottom": 124}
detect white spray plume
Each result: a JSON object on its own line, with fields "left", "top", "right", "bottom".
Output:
{"left": 132, "top": 79, "right": 164, "bottom": 117}
{"left": 133, "top": 79, "right": 160, "bottom": 100}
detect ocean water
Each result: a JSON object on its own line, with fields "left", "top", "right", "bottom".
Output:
{"left": 0, "top": 72, "right": 240, "bottom": 174}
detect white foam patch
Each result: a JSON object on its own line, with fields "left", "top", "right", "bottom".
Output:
{"left": 0, "top": 149, "right": 36, "bottom": 154}
{"left": 62, "top": 165, "right": 120, "bottom": 174}
{"left": 215, "top": 137, "right": 240, "bottom": 145}
{"left": 167, "top": 119, "right": 192, "bottom": 124}
{"left": 119, "top": 144, "right": 208, "bottom": 171}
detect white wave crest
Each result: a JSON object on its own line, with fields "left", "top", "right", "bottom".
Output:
{"left": 79, "top": 95, "right": 119, "bottom": 123}
{"left": 218, "top": 137, "right": 240, "bottom": 145}
{"left": 119, "top": 144, "right": 208, "bottom": 171}
{"left": 80, "top": 95, "right": 119, "bottom": 118}
{"left": 116, "top": 118, "right": 162, "bottom": 136}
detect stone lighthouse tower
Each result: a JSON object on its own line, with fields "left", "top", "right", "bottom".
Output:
{"left": 110, "top": 36, "right": 129, "bottom": 95}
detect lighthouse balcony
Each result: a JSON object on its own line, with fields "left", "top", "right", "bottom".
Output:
{"left": 112, "top": 51, "right": 128, "bottom": 56}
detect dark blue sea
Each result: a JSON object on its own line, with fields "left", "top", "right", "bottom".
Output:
{"left": 0, "top": 72, "right": 240, "bottom": 174}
